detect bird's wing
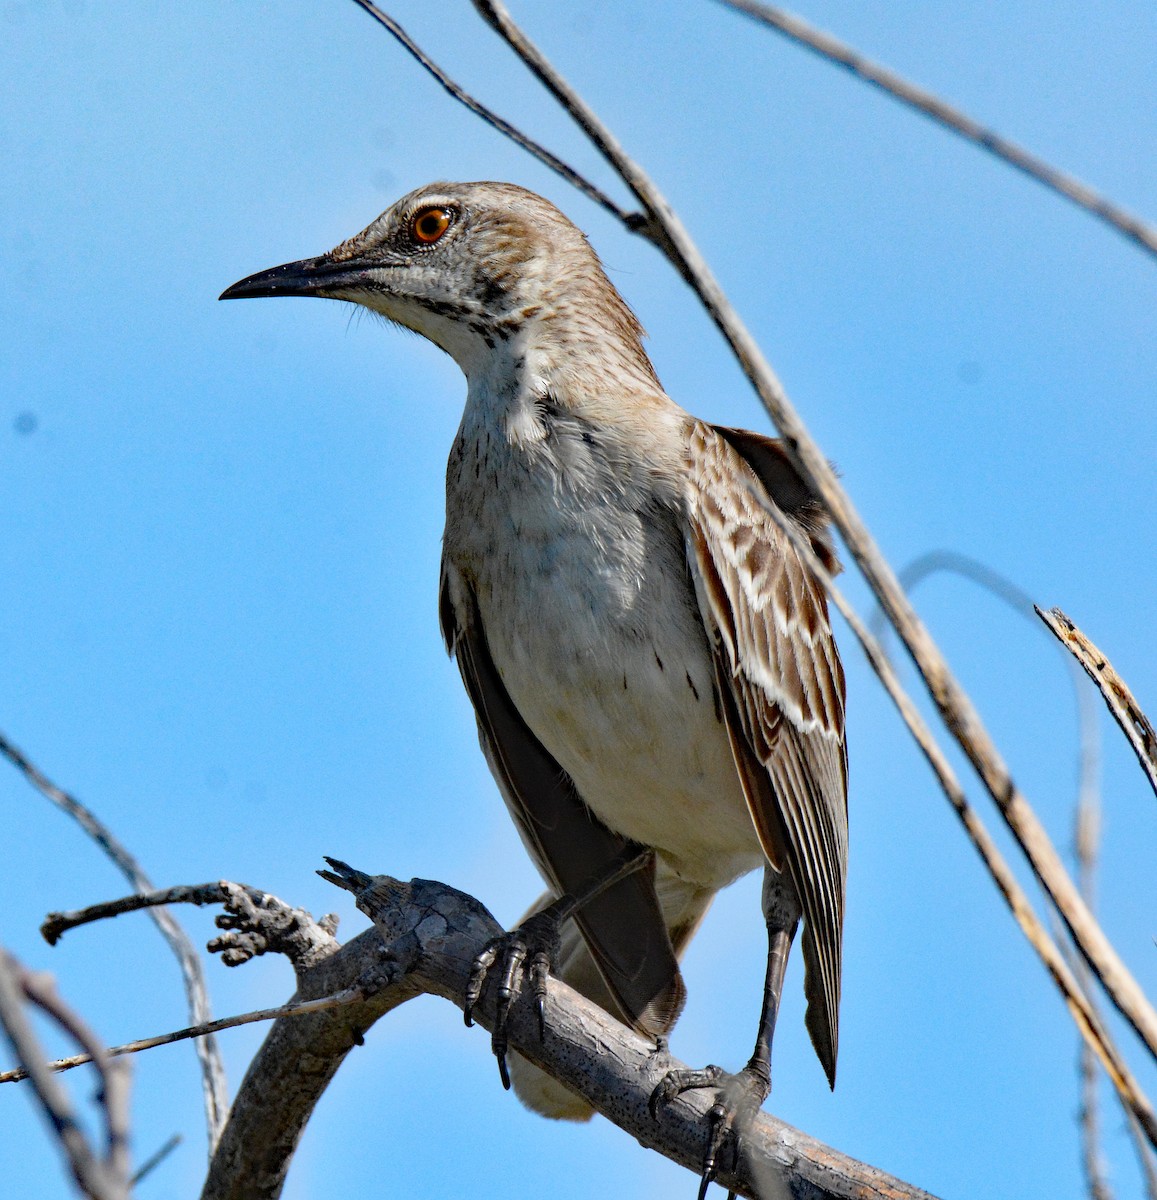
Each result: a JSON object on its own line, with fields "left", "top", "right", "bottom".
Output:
{"left": 683, "top": 420, "right": 848, "bottom": 1085}
{"left": 439, "top": 558, "right": 686, "bottom": 1040}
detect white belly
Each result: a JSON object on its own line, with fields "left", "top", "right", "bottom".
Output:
{"left": 489, "top": 589, "right": 763, "bottom": 890}
{"left": 447, "top": 413, "right": 764, "bottom": 890}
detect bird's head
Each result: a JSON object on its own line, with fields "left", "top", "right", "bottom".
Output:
{"left": 220, "top": 180, "right": 645, "bottom": 380}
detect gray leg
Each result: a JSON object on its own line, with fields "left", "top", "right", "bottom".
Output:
{"left": 465, "top": 845, "right": 654, "bottom": 1088}
{"left": 743, "top": 866, "right": 802, "bottom": 1090}
{"left": 651, "top": 865, "right": 801, "bottom": 1199}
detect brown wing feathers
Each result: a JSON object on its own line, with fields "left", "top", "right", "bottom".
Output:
{"left": 686, "top": 422, "right": 848, "bottom": 1085}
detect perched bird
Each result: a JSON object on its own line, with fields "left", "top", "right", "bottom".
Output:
{"left": 221, "top": 181, "right": 848, "bottom": 1184}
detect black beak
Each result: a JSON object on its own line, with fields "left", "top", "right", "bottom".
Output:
{"left": 219, "top": 254, "right": 375, "bottom": 301}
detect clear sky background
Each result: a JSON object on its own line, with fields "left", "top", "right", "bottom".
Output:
{"left": 2, "top": 3, "right": 1155, "bottom": 1198}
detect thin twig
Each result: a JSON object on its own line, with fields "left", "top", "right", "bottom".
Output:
{"left": 347, "top": 0, "right": 632, "bottom": 224}
{"left": 1038, "top": 605, "right": 1157, "bottom": 1194}
{"left": 1130, "top": 1110, "right": 1157, "bottom": 1200}
{"left": 0, "top": 987, "right": 366, "bottom": 1085}
{"left": 43, "top": 883, "right": 259, "bottom": 946}
{"left": 870, "top": 550, "right": 1038, "bottom": 647}
{"left": 715, "top": 0, "right": 1157, "bottom": 262}
{"left": 1074, "top": 818, "right": 1112, "bottom": 1200}
{"left": 0, "top": 730, "right": 227, "bottom": 1145}
{"left": 748, "top": 508, "right": 1157, "bottom": 1149}
{"left": 131, "top": 1134, "right": 183, "bottom": 1187}
{"left": 1037, "top": 608, "right": 1157, "bottom": 800}
{"left": 1072, "top": 646, "right": 1113, "bottom": 1200}
{"left": 464, "top": 0, "right": 1157, "bottom": 1071}
{"left": 873, "top": 553, "right": 1131, "bottom": 1193}
{"left": 0, "top": 949, "right": 131, "bottom": 1200}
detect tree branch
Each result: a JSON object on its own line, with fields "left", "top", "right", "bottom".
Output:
{"left": 0, "top": 948, "right": 132, "bottom": 1200}
{"left": 0, "top": 730, "right": 227, "bottom": 1145}
{"left": 1037, "top": 607, "right": 1157, "bottom": 800}
{"left": 195, "top": 867, "right": 939, "bottom": 1200}
{"left": 714, "top": 0, "right": 1157, "bottom": 262}
{"left": 347, "top": 0, "right": 633, "bottom": 224}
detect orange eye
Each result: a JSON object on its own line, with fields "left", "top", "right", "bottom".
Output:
{"left": 411, "top": 206, "right": 453, "bottom": 245}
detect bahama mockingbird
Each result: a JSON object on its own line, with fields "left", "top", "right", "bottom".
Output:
{"left": 222, "top": 181, "right": 848, "bottom": 1193}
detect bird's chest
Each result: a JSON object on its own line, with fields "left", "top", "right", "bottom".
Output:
{"left": 444, "top": 412, "right": 760, "bottom": 882}
{"left": 446, "top": 412, "right": 685, "bottom": 682}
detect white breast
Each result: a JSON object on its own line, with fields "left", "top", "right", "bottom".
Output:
{"left": 444, "top": 387, "right": 763, "bottom": 889}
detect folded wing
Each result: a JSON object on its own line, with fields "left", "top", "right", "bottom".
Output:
{"left": 683, "top": 421, "right": 848, "bottom": 1084}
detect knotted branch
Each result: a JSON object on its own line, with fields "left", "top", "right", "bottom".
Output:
{"left": 21, "top": 869, "right": 933, "bottom": 1197}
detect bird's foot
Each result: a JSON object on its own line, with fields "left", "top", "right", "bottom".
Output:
{"left": 650, "top": 1063, "right": 770, "bottom": 1200}
{"left": 463, "top": 907, "right": 562, "bottom": 1089}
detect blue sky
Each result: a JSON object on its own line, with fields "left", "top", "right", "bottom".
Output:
{"left": 2, "top": 2, "right": 1156, "bottom": 1197}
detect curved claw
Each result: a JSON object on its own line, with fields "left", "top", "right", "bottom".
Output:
{"left": 490, "top": 940, "right": 527, "bottom": 1090}
{"left": 527, "top": 949, "right": 551, "bottom": 1040}
{"left": 650, "top": 1063, "right": 768, "bottom": 1196}
{"left": 698, "top": 1100, "right": 731, "bottom": 1200}
{"left": 464, "top": 940, "right": 500, "bottom": 1028}
{"left": 462, "top": 913, "right": 562, "bottom": 1091}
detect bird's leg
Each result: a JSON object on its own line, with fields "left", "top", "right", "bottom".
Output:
{"left": 464, "top": 844, "right": 653, "bottom": 1088}
{"left": 650, "top": 867, "right": 800, "bottom": 1199}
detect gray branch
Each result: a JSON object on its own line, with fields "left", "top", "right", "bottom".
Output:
{"left": 0, "top": 729, "right": 227, "bottom": 1146}
{"left": 197, "top": 867, "right": 937, "bottom": 1200}
{"left": 715, "top": 0, "right": 1157, "bottom": 262}
{"left": 0, "top": 947, "right": 132, "bottom": 1200}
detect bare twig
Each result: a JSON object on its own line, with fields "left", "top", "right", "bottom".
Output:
{"left": 43, "top": 883, "right": 251, "bottom": 946}
{"left": 460, "top": 0, "right": 1157, "bottom": 1071}
{"left": 0, "top": 730, "right": 227, "bottom": 1145}
{"left": 0, "top": 987, "right": 366, "bottom": 1085}
{"left": 0, "top": 948, "right": 131, "bottom": 1200}
{"left": 1074, "top": 815, "right": 1113, "bottom": 1200}
{"left": 43, "top": 880, "right": 340, "bottom": 974}
{"left": 872, "top": 550, "right": 1038, "bottom": 644}
{"left": 131, "top": 1134, "right": 183, "bottom": 1187}
{"left": 347, "top": 0, "right": 632, "bottom": 224}
{"left": 715, "top": 0, "right": 1157, "bottom": 262}
{"left": 1132, "top": 1113, "right": 1157, "bottom": 1200}
{"left": 1037, "top": 607, "right": 1157, "bottom": 800}
{"left": 750, "top": 510, "right": 1157, "bottom": 1150}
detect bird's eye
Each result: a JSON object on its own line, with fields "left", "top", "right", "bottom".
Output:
{"left": 411, "top": 206, "right": 453, "bottom": 245}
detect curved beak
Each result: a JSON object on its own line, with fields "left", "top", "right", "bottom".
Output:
{"left": 219, "top": 254, "right": 377, "bottom": 301}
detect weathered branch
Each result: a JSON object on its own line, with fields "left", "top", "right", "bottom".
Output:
{"left": 0, "top": 947, "right": 132, "bottom": 1200}
{"left": 196, "top": 867, "right": 938, "bottom": 1200}
{"left": 44, "top": 880, "right": 340, "bottom": 973}
{"left": 1037, "top": 607, "right": 1157, "bottom": 800}
{"left": 0, "top": 730, "right": 227, "bottom": 1144}
{"left": 714, "top": 0, "right": 1157, "bottom": 262}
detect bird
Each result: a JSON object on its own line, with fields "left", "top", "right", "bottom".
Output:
{"left": 221, "top": 181, "right": 848, "bottom": 1189}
